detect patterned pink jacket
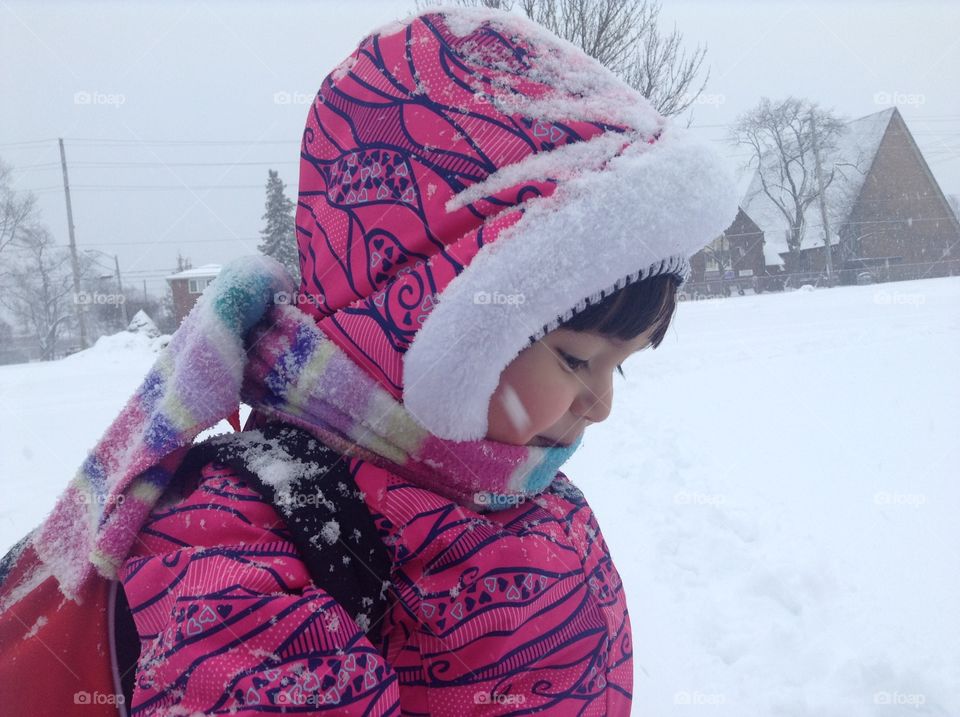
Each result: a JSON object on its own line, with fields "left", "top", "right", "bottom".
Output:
{"left": 120, "top": 432, "right": 633, "bottom": 715}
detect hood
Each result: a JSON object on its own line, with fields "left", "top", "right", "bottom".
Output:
{"left": 293, "top": 6, "right": 738, "bottom": 441}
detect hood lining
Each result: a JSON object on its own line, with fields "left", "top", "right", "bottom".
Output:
{"left": 526, "top": 254, "right": 689, "bottom": 345}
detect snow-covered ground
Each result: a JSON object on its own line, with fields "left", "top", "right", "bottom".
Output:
{"left": 2, "top": 277, "right": 957, "bottom": 715}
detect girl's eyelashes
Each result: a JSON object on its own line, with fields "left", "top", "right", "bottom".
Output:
{"left": 559, "top": 350, "right": 626, "bottom": 377}
{"left": 558, "top": 350, "right": 589, "bottom": 371}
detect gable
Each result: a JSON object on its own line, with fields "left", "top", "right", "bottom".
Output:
{"left": 741, "top": 108, "right": 895, "bottom": 265}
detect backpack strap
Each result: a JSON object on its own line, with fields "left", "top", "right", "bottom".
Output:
{"left": 177, "top": 421, "right": 394, "bottom": 641}
{"left": 110, "top": 422, "right": 396, "bottom": 706}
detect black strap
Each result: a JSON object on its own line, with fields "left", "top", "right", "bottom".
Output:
{"left": 113, "top": 581, "right": 139, "bottom": 709}
{"left": 112, "top": 422, "right": 394, "bottom": 699}
{"left": 186, "top": 421, "right": 393, "bottom": 645}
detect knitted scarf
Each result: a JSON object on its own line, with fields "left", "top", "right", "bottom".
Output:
{"left": 31, "top": 256, "right": 581, "bottom": 598}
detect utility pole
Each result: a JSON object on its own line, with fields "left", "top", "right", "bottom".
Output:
{"left": 60, "top": 138, "right": 87, "bottom": 348}
{"left": 809, "top": 111, "right": 835, "bottom": 285}
{"left": 113, "top": 253, "right": 129, "bottom": 325}
{"left": 84, "top": 247, "right": 130, "bottom": 329}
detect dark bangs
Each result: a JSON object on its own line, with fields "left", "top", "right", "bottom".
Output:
{"left": 559, "top": 273, "right": 682, "bottom": 347}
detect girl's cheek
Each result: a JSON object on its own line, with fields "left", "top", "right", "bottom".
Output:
{"left": 526, "top": 372, "right": 577, "bottom": 428}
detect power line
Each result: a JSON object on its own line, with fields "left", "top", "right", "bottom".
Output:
{"left": 0, "top": 138, "right": 297, "bottom": 148}
{"left": 25, "top": 184, "right": 269, "bottom": 192}
{"left": 14, "top": 160, "right": 298, "bottom": 170}
{"left": 67, "top": 138, "right": 299, "bottom": 146}
{"left": 0, "top": 138, "right": 59, "bottom": 148}
{"left": 1, "top": 117, "right": 957, "bottom": 148}
{"left": 83, "top": 237, "right": 261, "bottom": 246}
{"left": 718, "top": 214, "right": 959, "bottom": 240}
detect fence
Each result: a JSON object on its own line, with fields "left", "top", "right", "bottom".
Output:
{"left": 681, "top": 258, "right": 960, "bottom": 298}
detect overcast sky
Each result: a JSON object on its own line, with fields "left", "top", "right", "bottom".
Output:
{"left": 2, "top": 0, "right": 957, "bottom": 297}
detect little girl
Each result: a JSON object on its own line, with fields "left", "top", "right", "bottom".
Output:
{"left": 0, "top": 7, "right": 737, "bottom": 715}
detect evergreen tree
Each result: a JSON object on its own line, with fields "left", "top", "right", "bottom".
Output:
{"left": 259, "top": 170, "right": 300, "bottom": 284}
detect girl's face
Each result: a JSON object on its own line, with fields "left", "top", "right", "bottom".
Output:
{"left": 486, "top": 326, "right": 657, "bottom": 447}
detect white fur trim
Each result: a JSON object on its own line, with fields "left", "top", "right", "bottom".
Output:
{"left": 403, "top": 127, "right": 739, "bottom": 440}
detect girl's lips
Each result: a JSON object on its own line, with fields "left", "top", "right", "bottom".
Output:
{"left": 530, "top": 435, "right": 569, "bottom": 448}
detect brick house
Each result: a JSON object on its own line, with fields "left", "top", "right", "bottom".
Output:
{"left": 165, "top": 264, "right": 221, "bottom": 325}
{"left": 688, "top": 208, "right": 785, "bottom": 295}
{"left": 729, "top": 106, "right": 959, "bottom": 285}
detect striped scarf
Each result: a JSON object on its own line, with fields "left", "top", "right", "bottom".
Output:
{"left": 32, "top": 256, "right": 580, "bottom": 599}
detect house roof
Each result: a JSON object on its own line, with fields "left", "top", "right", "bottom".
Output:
{"left": 166, "top": 264, "right": 222, "bottom": 281}
{"left": 741, "top": 107, "right": 896, "bottom": 266}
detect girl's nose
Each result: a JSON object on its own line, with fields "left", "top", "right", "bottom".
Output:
{"left": 571, "top": 375, "right": 613, "bottom": 425}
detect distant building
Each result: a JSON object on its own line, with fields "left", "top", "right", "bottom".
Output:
{"left": 166, "top": 264, "right": 221, "bottom": 325}
{"left": 728, "top": 106, "right": 960, "bottom": 285}
{"left": 689, "top": 208, "right": 783, "bottom": 295}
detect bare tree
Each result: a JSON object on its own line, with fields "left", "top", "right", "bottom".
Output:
{"left": 157, "top": 288, "right": 179, "bottom": 335}
{"left": 416, "top": 0, "right": 708, "bottom": 117}
{"left": 0, "top": 226, "right": 80, "bottom": 360}
{"left": 0, "top": 159, "right": 38, "bottom": 260}
{"left": 729, "top": 97, "right": 852, "bottom": 273}
{"left": 622, "top": 14, "right": 708, "bottom": 118}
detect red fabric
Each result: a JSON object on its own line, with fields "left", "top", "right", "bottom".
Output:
{"left": 0, "top": 545, "right": 121, "bottom": 716}
{"left": 226, "top": 407, "right": 242, "bottom": 432}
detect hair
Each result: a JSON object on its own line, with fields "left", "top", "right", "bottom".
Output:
{"left": 559, "top": 272, "right": 682, "bottom": 348}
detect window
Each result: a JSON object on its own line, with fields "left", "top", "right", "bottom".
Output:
{"left": 188, "top": 278, "right": 209, "bottom": 294}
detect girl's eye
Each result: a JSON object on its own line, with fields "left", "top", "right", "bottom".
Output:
{"left": 559, "top": 350, "right": 589, "bottom": 371}
{"left": 559, "top": 351, "right": 626, "bottom": 378}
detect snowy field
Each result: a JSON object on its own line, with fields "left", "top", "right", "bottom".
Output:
{"left": 1, "top": 276, "right": 957, "bottom": 715}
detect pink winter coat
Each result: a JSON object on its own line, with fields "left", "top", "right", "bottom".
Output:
{"left": 119, "top": 426, "right": 633, "bottom": 715}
